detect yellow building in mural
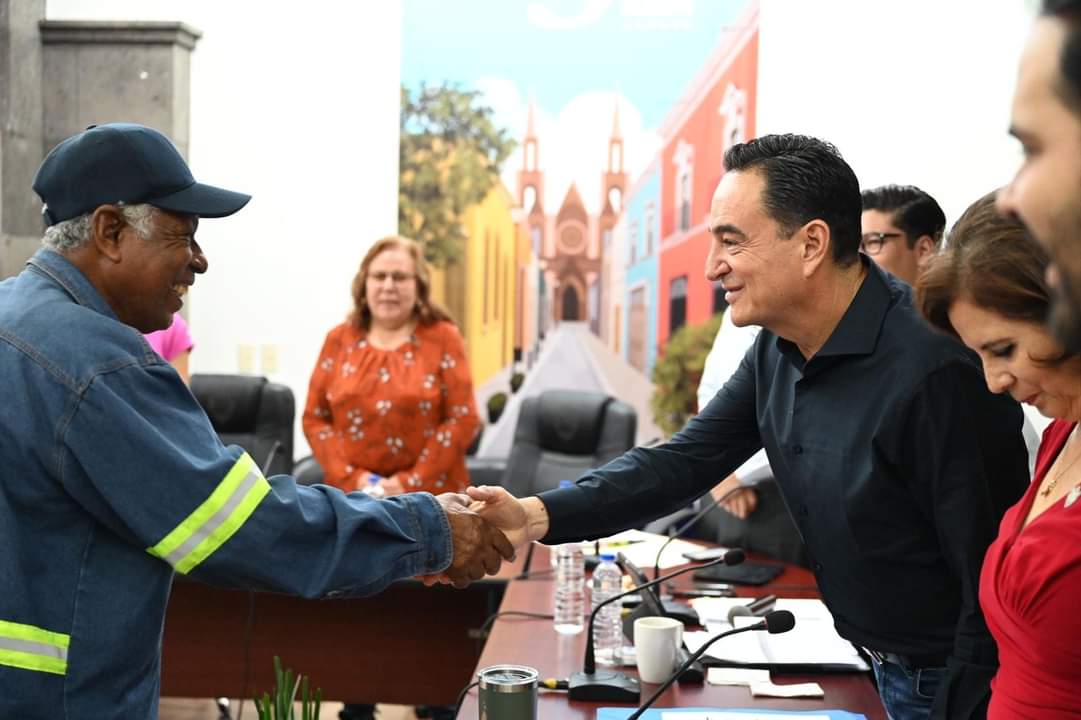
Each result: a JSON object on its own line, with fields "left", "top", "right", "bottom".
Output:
{"left": 429, "top": 182, "right": 518, "bottom": 387}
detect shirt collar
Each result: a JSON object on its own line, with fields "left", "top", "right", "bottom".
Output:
{"left": 775, "top": 255, "right": 904, "bottom": 369}
{"left": 27, "top": 248, "right": 119, "bottom": 322}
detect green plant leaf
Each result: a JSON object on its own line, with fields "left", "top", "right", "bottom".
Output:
{"left": 650, "top": 312, "right": 725, "bottom": 434}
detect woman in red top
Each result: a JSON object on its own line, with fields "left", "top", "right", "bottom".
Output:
{"left": 919, "top": 192, "right": 1081, "bottom": 718}
{"left": 303, "top": 235, "right": 480, "bottom": 497}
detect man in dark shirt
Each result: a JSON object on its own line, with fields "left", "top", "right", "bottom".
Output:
{"left": 467, "top": 135, "right": 1028, "bottom": 719}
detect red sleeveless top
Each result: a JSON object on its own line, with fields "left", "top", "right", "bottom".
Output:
{"left": 980, "top": 420, "right": 1081, "bottom": 718}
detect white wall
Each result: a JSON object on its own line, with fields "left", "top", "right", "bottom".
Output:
{"left": 758, "top": 0, "right": 1034, "bottom": 224}
{"left": 47, "top": 1, "right": 402, "bottom": 459}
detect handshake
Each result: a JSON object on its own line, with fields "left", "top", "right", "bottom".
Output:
{"left": 426, "top": 485, "right": 551, "bottom": 588}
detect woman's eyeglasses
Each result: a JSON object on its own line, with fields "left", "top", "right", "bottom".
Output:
{"left": 368, "top": 271, "right": 416, "bottom": 284}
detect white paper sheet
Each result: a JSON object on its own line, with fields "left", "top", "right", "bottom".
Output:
{"left": 706, "top": 667, "right": 771, "bottom": 685}
{"left": 683, "top": 598, "right": 869, "bottom": 670}
{"left": 749, "top": 681, "right": 825, "bottom": 698}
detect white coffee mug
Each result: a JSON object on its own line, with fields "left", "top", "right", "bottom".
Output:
{"left": 633, "top": 616, "right": 683, "bottom": 684}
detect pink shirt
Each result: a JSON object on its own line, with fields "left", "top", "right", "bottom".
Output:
{"left": 143, "top": 313, "right": 194, "bottom": 361}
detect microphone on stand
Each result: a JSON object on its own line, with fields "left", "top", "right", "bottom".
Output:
{"left": 726, "top": 593, "right": 777, "bottom": 624}
{"left": 568, "top": 548, "right": 746, "bottom": 702}
{"left": 653, "top": 482, "right": 751, "bottom": 580}
{"left": 626, "top": 609, "right": 796, "bottom": 719}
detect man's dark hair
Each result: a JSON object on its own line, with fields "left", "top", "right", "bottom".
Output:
{"left": 861, "top": 185, "right": 947, "bottom": 248}
{"left": 1043, "top": 0, "right": 1081, "bottom": 113}
{"left": 723, "top": 134, "right": 862, "bottom": 266}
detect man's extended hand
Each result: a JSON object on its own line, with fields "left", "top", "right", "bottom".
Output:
{"left": 435, "top": 492, "right": 515, "bottom": 588}
{"left": 465, "top": 485, "right": 548, "bottom": 549}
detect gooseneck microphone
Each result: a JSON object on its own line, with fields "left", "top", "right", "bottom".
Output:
{"left": 568, "top": 548, "right": 746, "bottom": 702}
{"left": 726, "top": 593, "right": 777, "bottom": 624}
{"left": 627, "top": 609, "right": 796, "bottom": 719}
{"left": 653, "top": 482, "right": 750, "bottom": 580}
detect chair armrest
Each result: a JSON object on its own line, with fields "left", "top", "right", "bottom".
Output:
{"left": 466, "top": 457, "right": 507, "bottom": 487}
{"left": 292, "top": 455, "right": 325, "bottom": 486}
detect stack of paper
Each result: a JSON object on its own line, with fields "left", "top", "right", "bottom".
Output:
{"left": 683, "top": 598, "right": 869, "bottom": 672}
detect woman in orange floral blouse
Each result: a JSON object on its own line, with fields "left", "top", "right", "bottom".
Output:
{"left": 303, "top": 236, "right": 480, "bottom": 497}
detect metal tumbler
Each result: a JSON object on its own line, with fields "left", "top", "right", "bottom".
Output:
{"left": 477, "top": 664, "right": 538, "bottom": 720}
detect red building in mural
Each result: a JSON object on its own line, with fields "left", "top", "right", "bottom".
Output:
{"left": 656, "top": 6, "right": 759, "bottom": 348}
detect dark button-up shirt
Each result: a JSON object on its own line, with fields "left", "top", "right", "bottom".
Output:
{"left": 540, "top": 259, "right": 1028, "bottom": 719}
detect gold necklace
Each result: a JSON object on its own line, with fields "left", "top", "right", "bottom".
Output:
{"left": 1039, "top": 427, "right": 1081, "bottom": 499}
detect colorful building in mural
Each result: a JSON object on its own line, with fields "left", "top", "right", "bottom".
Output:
{"left": 601, "top": 210, "right": 625, "bottom": 354}
{"left": 403, "top": 0, "right": 760, "bottom": 391}
{"left": 514, "top": 103, "right": 626, "bottom": 336}
{"left": 621, "top": 157, "right": 661, "bottom": 376}
{"left": 428, "top": 183, "right": 519, "bottom": 387}
{"left": 656, "top": 7, "right": 758, "bottom": 348}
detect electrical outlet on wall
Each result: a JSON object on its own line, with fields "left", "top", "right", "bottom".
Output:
{"left": 261, "top": 344, "right": 279, "bottom": 374}
{"left": 237, "top": 344, "right": 255, "bottom": 374}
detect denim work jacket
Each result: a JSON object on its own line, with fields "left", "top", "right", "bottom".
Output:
{"left": 0, "top": 249, "right": 452, "bottom": 719}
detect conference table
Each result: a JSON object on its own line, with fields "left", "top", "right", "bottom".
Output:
{"left": 456, "top": 544, "right": 886, "bottom": 719}
{"left": 160, "top": 544, "right": 884, "bottom": 718}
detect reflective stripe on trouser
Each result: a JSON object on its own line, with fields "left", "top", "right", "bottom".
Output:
{"left": 148, "top": 452, "right": 271, "bottom": 574}
{"left": 0, "top": 619, "right": 69, "bottom": 675}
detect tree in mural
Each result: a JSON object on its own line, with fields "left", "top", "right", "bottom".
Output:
{"left": 399, "top": 84, "right": 515, "bottom": 265}
{"left": 650, "top": 312, "right": 725, "bottom": 435}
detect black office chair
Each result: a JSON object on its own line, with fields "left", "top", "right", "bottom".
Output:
{"left": 467, "top": 389, "right": 637, "bottom": 494}
{"left": 190, "top": 373, "right": 295, "bottom": 476}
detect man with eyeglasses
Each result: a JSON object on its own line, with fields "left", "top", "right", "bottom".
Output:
{"left": 860, "top": 185, "right": 946, "bottom": 286}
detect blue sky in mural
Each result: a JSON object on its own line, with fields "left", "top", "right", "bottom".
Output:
{"left": 401, "top": 0, "right": 747, "bottom": 129}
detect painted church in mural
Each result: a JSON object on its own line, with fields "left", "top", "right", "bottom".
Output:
{"left": 516, "top": 103, "right": 626, "bottom": 336}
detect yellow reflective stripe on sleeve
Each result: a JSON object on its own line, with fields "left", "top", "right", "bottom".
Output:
{"left": 0, "top": 619, "right": 69, "bottom": 675}
{"left": 147, "top": 452, "right": 271, "bottom": 574}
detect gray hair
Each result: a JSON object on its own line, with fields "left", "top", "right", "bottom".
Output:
{"left": 41, "top": 203, "right": 158, "bottom": 254}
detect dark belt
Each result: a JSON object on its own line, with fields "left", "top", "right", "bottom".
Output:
{"left": 864, "top": 647, "right": 949, "bottom": 670}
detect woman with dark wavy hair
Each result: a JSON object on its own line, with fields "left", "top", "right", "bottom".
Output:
{"left": 918, "top": 191, "right": 1081, "bottom": 719}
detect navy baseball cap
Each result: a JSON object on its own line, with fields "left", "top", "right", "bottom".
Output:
{"left": 33, "top": 123, "right": 251, "bottom": 226}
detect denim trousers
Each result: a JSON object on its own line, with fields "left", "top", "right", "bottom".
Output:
{"left": 871, "top": 657, "right": 946, "bottom": 720}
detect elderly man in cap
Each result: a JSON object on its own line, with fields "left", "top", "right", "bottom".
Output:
{"left": 0, "top": 123, "right": 514, "bottom": 719}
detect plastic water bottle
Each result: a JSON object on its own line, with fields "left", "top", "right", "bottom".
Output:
{"left": 553, "top": 541, "right": 585, "bottom": 635}
{"left": 361, "top": 474, "right": 384, "bottom": 498}
{"left": 591, "top": 553, "right": 624, "bottom": 666}
{"left": 552, "top": 480, "right": 574, "bottom": 568}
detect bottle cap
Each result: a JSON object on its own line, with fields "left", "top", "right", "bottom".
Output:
{"left": 600, "top": 553, "right": 616, "bottom": 562}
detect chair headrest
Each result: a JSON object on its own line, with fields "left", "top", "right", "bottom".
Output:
{"left": 536, "top": 390, "right": 612, "bottom": 455}
{"left": 190, "top": 374, "right": 268, "bottom": 433}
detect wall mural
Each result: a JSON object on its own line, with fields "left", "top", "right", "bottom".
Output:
{"left": 400, "top": 0, "right": 758, "bottom": 452}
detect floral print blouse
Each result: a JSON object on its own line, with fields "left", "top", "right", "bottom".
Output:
{"left": 302, "top": 320, "right": 480, "bottom": 494}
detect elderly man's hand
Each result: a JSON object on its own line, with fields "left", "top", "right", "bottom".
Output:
{"left": 434, "top": 492, "right": 515, "bottom": 588}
